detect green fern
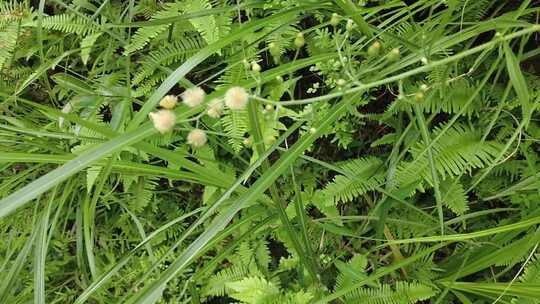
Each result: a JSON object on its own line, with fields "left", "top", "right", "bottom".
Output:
{"left": 132, "top": 176, "right": 157, "bottom": 212}
{"left": 123, "top": 2, "right": 185, "bottom": 55}
{"left": 0, "top": 23, "right": 19, "bottom": 71}
{"left": 0, "top": 1, "right": 29, "bottom": 27}
{"left": 334, "top": 255, "right": 369, "bottom": 291}
{"left": 132, "top": 36, "right": 203, "bottom": 86}
{"left": 422, "top": 79, "right": 485, "bottom": 116}
{"left": 203, "top": 265, "right": 248, "bottom": 297}
{"left": 80, "top": 32, "right": 102, "bottom": 65}
{"left": 41, "top": 14, "right": 97, "bottom": 36}
{"left": 316, "top": 157, "right": 385, "bottom": 205}
{"left": 183, "top": 0, "right": 220, "bottom": 46}
{"left": 226, "top": 276, "right": 280, "bottom": 304}
{"left": 440, "top": 178, "right": 468, "bottom": 215}
{"left": 221, "top": 109, "right": 249, "bottom": 152}
{"left": 396, "top": 123, "right": 501, "bottom": 187}
{"left": 343, "top": 281, "right": 436, "bottom": 304}
{"left": 520, "top": 254, "right": 540, "bottom": 283}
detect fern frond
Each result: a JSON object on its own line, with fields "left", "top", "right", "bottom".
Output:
{"left": 0, "top": 1, "right": 29, "bottom": 26}
{"left": 396, "top": 123, "right": 501, "bottom": 187}
{"left": 226, "top": 276, "right": 280, "bottom": 304}
{"left": 132, "top": 176, "right": 157, "bottom": 212}
{"left": 0, "top": 23, "right": 19, "bottom": 71}
{"left": 458, "top": 0, "right": 493, "bottom": 22}
{"left": 317, "top": 157, "right": 385, "bottom": 205}
{"left": 334, "top": 255, "right": 368, "bottom": 292}
{"left": 422, "top": 79, "right": 484, "bottom": 116}
{"left": 132, "top": 36, "right": 203, "bottom": 86}
{"left": 520, "top": 254, "right": 540, "bottom": 283}
{"left": 182, "top": 0, "right": 217, "bottom": 45}
{"left": 41, "top": 14, "right": 97, "bottom": 36}
{"left": 80, "top": 32, "right": 102, "bottom": 65}
{"left": 440, "top": 179, "right": 468, "bottom": 215}
{"left": 203, "top": 265, "right": 248, "bottom": 297}
{"left": 123, "top": 3, "right": 184, "bottom": 55}
{"left": 343, "top": 281, "right": 436, "bottom": 304}
{"left": 221, "top": 109, "right": 248, "bottom": 152}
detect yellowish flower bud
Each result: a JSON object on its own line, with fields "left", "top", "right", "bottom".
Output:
{"left": 367, "top": 41, "right": 382, "bottom": 57}
{"left": 269, "top": 42, "right": 279, "bottom": 56}
{"left": 414, "top": 91, "right": 425, "bottom": 103}
{"left": 330, "top": 13, "right": 340, "bottom": 26}
{"left": 159, "top": 95, "right": 178, "bottom": 109}
{"left": 251, "top": 61, "right": 262, "bottom": 73}
{"left": 388, "top": 48, "right": 400, "bottom": 61}
{"left": 346, "top": 19, "right": 354, "bottom": 31}
{"left": 294, "top": 32, "right": 305, "bottom": 48}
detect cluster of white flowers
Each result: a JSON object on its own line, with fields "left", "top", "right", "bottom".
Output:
{"left": 149, "top": 85, "right": 252, "bottom": 148}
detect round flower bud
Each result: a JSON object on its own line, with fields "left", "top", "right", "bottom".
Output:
{"left": 243, "top": 137, "right": 252, "bottom": 147}
{"left": 346, "top": 19, "right": 354, "bottom": 31}
{"left": 367, "top": 41, "right": 382, "bottom": 57}
{"left": 388, "top": 48, "right": 400, "bottom": 61}
{"left": 265, "top": 104, "right": 273, "bottom": 111}
{"left": 264, "top": 134, "right": 276, "bottom": 145}
{"left": 251, "top": 62, "right": 262, "bottom": 73}
{"left": 421, "top": 57, "right": 428, "bottom": 65}
{"left": 182, "top": 87, "right": 205, "bottom": 108}
{"left": 225, "top": 86, "right": 249, "bottom": 110}
{"left": 414, "top": 91, "right": 425, "bottom": 103}
{"left": 269, "top": 42, "right": 280, "bottom": 56}
{"left": 294, "top": 32, "right": 305, "bottom": 48}
{"left": 275, "top": 75, "right": 284, "bottom": 83}
{"left": 187, "top": 128, "right": 207, "bottom": 148}
{"left": 149, "top": 110, "right": 176, "bottom": 134}
{"left": 309, "top": 127, "right": 317, "bottom": 134}
{"left": 420, "top": 84, "right": 429, "bottom": 92}
{"left": 206, "top": 98, "right": 224, "bottom": 118}
{"left": 159, "top": 95, "right": 178, "bottom": 109}
{"left": 330, "top": 13, "right": 340, "bottom": 26}
{"left": 336, "top": 79, "right": 346, "bottom": 86}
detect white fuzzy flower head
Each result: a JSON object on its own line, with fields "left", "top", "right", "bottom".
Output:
{"left": 225, "top": 86, "right": 249, "bottom": 110}
{"left": 182, "top": 87, "right": 206, "bottom": 108}
{"left": 149, "top": 110, "right": 176, "bottom": 134}
{"left": 159, "top": 95, "right": 178, "bottom": 109}
{"left": 187, "top": 128, "right": 207, "bottom": 148}
{"left": 206, "top": 98, "right": 224, "bottom": 118}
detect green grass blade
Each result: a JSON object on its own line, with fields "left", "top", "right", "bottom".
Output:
{"left": 0, "top": 125, "right": 154, "bottom": 219}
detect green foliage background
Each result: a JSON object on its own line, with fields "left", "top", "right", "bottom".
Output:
{"left": 1, "top": 0, "right": 540, "bottom": 303}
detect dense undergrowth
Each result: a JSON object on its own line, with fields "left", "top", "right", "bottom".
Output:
{"left": 1, "top": 0, "right": 540, "bottom": 303}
